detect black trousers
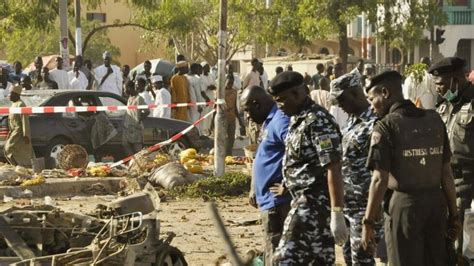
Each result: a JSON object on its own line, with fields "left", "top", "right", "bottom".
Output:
{"left": 261, "top": 202, "right": 291, "bottom": 266}
{"left": 385, "top": 188, "right": 447, "bottom": 266}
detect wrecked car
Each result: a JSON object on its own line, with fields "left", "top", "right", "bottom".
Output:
{"left": 0, "top": 185, "right": 186, "bottom": 265}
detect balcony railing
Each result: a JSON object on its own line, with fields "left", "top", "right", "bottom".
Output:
{"left": 444, "top": 5, "right": 474, "bottom": 25}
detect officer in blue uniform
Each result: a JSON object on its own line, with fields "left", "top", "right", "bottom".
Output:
{"left": 267, "top": 71, "right": 348, "bottom": 265}
{"left": 330, "top": 73, "right": 382, "bottom": 265}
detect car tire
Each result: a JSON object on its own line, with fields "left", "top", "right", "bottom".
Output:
{"left": 45, "top": 137, "right": 71, "bottom": 167}
{"left": 153, "top": 245, "right": 187, "bottom": 266}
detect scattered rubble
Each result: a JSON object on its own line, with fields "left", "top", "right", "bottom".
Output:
{"left": 148, "top": 162, "right": 197, "bottom": 189}
{"left": 0, "top": 165, "right": 33, "bottom": 186}
{"left": 0, "top": 184, "right": 187, "bottom": 265}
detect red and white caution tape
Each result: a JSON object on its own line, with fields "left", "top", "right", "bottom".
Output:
{"left": 111, "top": 109, "right": 216, "bottom": 167}
{"left": 0, "top": 101, "right": 216, "bottom": 115}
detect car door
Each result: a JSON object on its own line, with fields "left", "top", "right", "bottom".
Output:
{"left": 97, "top": 96, "right": 126, "bottom": 145}
{"left": 59, "top": 95, "right": 94, "bottom": 148}
{"left": 142, "top": 117, "right": 170, "bottom": 146}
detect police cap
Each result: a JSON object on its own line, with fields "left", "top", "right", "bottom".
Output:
{"left": 365, "top": 70, "right": 403, "bottom": 92}
{"left": 329, "top": 72, "right": 361, "bottom": 100}
{"left": 268, "top": 71, "right": 304, "bottom": 96}
{"left": 428, "top": 57, "right": 465, "bottom": 76}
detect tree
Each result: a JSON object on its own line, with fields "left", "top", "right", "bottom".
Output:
{"left": 0, "top": 0, "right": 155, "bottom": 64}
{"left": 2, "top": 19, "right": 120, "bottom": 67}
{"left": 267, "top": 0, "right": 377, "bottom": 71}
{"left": 136, "top": 0, "right": 271, "bottom": 64}
{"left": 375, "top": 0, "right": 447, "bottom": 63}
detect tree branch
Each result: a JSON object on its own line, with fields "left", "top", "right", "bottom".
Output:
{"left": 82, "top": 22, "right": 157, "bottom": 54}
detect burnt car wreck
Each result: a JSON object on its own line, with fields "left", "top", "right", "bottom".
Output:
{"left": 0, "top": 186, "right": 186, "bottom": 265}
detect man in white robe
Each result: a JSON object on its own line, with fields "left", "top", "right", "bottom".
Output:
{"left": 49, "top": 57, "right": 70, "bottom": 90}
{"left": 151, "top": 75, "right": 171, "bottom": 119}
{"left": 94, "top": 51, "right": 122, "bottom": 95}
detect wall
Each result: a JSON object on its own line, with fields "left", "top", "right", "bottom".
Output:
{"left": 438, "top": 25, "right": 474, "bottom": 69}
{"left": 85, "top": 2, "right": 167, "bottom": 67}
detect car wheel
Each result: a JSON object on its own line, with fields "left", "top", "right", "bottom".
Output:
{"left": 163, "top": 139, "right": 189, "bottom": 160}
{"left": 153, "top": 245, "right": 187, "bottom": 266}
{"left": 46, "top": 137, "right": 70, "bottom": 167}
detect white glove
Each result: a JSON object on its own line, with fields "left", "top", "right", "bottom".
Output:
{"left": 330, "top": 211, "right": 348, "bottom": 245}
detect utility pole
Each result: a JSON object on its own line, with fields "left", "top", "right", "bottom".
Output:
{"left": 265, "top": 0, "right": 272, "bottom": 57}
{"left": 75, "top": 0, "right": 82, "bottom": 56}
{"left": 361, "top": 13, "right": 366, "bottom": 59}
{"left": 59, "top": 0, "right": 70, "bottom": 68}
{"left": 214, "top": 0, "right": 227, "bottom": 177}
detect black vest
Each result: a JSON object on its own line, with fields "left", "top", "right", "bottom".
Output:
{"left": 383, "top": 109, "right": 446, "bottom": 191}
{"left": 437, "top": 89, "right": 474, "bottom": 166}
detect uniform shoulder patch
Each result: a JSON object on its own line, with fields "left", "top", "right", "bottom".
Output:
{"left": 317, "top": 134, "right": 333, "bottom": 151}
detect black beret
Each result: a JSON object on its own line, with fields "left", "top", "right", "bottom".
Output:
{"left": 366, "top": 70, "right": 403, "bottom": 91}
{"left": 268, "top": 71, "right": 304, "bottom": 95}
{"left": 428, "top": 57, "right": 465, "bottom": 76}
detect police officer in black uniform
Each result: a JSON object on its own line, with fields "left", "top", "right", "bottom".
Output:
{"left": 361, "top": 71, "right": 461, "bottom": 266}
{"left": 429, "top": 57, "right": 474, "bottom": 263}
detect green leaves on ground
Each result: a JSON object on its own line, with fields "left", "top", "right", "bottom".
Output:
{"left": 169, "top": 172, "right": 251, "bottom": 199}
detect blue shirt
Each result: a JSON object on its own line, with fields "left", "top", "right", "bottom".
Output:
{"left": 253, "top": 104, "right": 291, "bottom": 210}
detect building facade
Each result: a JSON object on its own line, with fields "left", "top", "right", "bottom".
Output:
{"left": 84, "top": 1, "right": 167, "bottom": 67}
{"left": 438, "top": 0, "right": 474, "bottom": 69}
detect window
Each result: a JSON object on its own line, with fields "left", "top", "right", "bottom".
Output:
{"left": 99, "top": 96, "right": 125, "bottom": 118}
{"left": 65, "top": 95, "right": 98, "bottom": 118}
{"left": 86, "top": 13, "right": 106, "bottom": 23}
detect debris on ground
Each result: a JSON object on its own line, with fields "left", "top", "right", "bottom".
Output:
{"left": 225, "top": 156, "right": 247, "bottom": 165}
{"left": 148, "top": 161, "right": 197, "bottom": 189}
{"left": 0, "top": 184, "right": 187, "bottom": 265}
{"left": 57, "top": 144, "right": 89, "bottom": 170}
{"left": 40, "top": 168, "right": 68, "bottom": 178}
{"left": 226, "top": 218, "right": 260, "bottom": 227}
{"left": 169, "top": 172, "right": 251, "bottom": 198}
{"left": 0, "top": 165, "right": 33, "bottom": 186}
{"left": 87, "top": 164, "right": 111, "bottom": 177}
{"left": 19, "top": 174, "right": 45, "bottom": 187}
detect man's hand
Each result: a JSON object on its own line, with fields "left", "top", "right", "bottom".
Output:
{"left": 269, "top": 183, "right": 286, "bottom": 197}
{"left": 249, "top": 190, "right": 257, "bottom": 208}
{"left": 330, "top": 211, "right": 348, "bottom": 245}
{"left": 24, "top": 136, "right": 30, "bottom": 144}
{"left": 447, "top": 215, "right": 462, "bottom": 241}
{"left": 361, "top": 224, "right": 376, "bottom": 253}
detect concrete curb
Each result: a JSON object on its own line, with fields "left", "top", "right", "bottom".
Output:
{"left": 0, "top": 177, "right": 124, "bottom": 198}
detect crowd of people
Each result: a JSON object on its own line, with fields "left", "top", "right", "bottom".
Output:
{"left": 2, "top": 49, "right": 474, "bottom": 265}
